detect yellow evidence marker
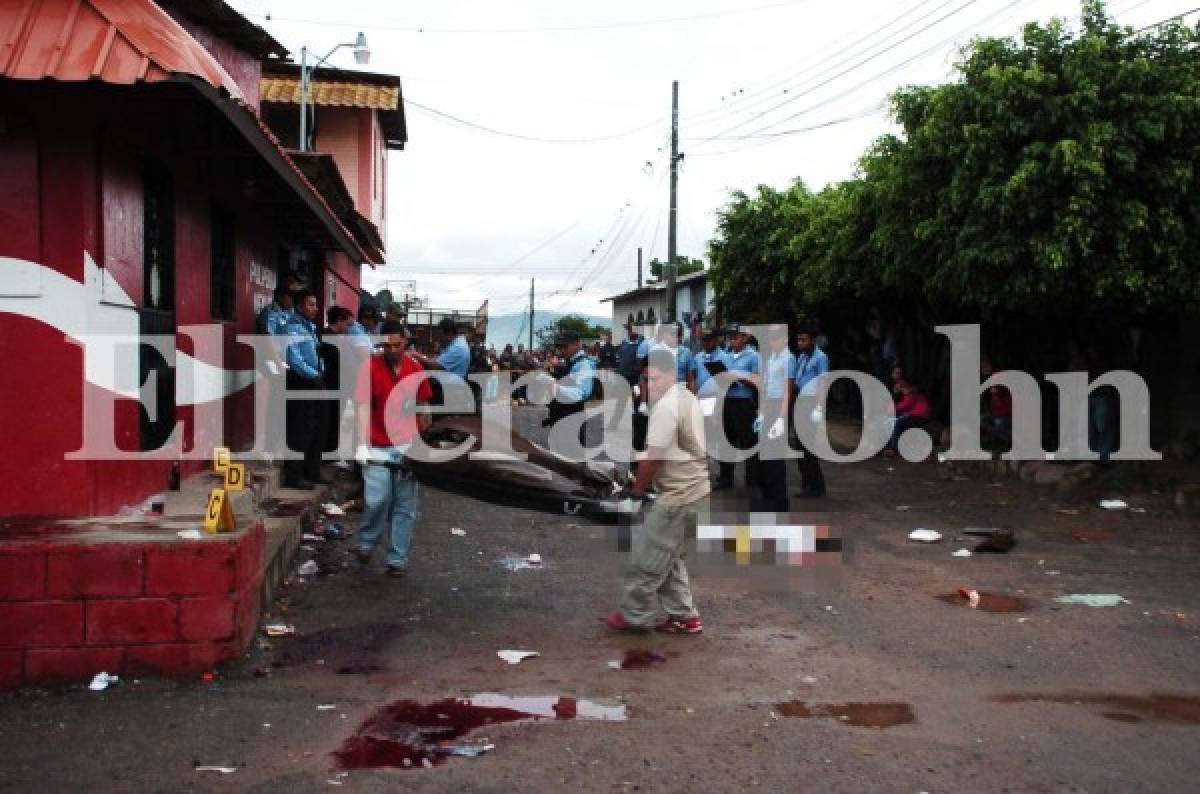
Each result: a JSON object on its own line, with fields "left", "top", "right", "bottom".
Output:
{"left": 224, "top": 462, "right": 246, "bottom": 491}
{"left": 204, "top": 487, "right": 237, "bottom": 534}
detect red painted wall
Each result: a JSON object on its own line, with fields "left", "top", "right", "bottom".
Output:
{"left": 0, "top": 81, "right": 355, "bottom": 519}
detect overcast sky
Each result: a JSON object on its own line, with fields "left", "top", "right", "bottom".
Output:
{"left": 229, "top": 0, "right": 1192, "bottom": 326}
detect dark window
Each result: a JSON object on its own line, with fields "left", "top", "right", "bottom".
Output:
{"left": 141, "top": 159, "right": 176, "bottom": 451}
{"left": 210, "top": 201, "right": 236, "bottom": 321}
{"left": 646, "top": 307, "right": 657, "bottom": 323}
{"left": 143, "top": 160, "right": 175, "bottom": 311}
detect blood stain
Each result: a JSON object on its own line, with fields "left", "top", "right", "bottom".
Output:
{"left": 936, "top": 591, "right": 1027, "bottom": 613}
{"left": 335, "top": 694, "right": 626, "bottom": 770}
{"left": 991, "top": 693, "right": 1200, "bottom": 723}
{"left": 610, "top": 650, "right": 668, "bottom": 670}
{"left": 775, "top": 701, "right": 915, "bottom": 728}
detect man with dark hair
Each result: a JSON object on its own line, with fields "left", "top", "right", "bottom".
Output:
{"left": 792, "top": 328, "right": 829, "bottom": 497}
{"left": 545, "top": 330, "right": 597, "bottom": 449}
{"left": 354, "top": 320, "right": 432, "bottom": 575}
{"left": 607, "top": 348, "right": 709, "bottom": 634}
{"left": 757, "top": 325, "right": 794, "bottom": 511}
{"left": 256, "top": 285, "right": 294, "bottom": 336}
{"left": 411, "top": 317, "right": 469, "bottom": 378}
{"left": 715, "top": 325, "right": 760, "bottom": 490}
{"left": 617, "top": 321, "right": 651, "bottom": 470}
{"left": 318, "top": 306, "right": 355, "bottom": 453}
{"left": 282, "top": 289, "right": 326, "bottom": 489}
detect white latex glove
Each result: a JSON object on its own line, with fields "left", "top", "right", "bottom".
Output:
{"left": 810, "top": 406, "right": 825, "bottom": 425}
{"left": 752, "top": 414, "right": 763, "bottom": 434}
{"left": 354, "top": 444, "right": 371, "bottom": 466}
{"left": 637, "top": 401, "right": 649, "bottom": 416}
{"left": 767, "top": 417, "right": 786, "bottom": 440}
{"left": 632, "top": 384, "right": 641, "bottom": 398}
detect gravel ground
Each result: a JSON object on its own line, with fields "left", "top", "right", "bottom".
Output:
{"left": 2, "top": 408, "right": 1199, "bottom": 793}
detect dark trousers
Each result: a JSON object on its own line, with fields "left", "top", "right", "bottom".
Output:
{"left": 718, "top": 397, "right": 758, "bottom": 486}
{"left": 886, "top": 415, "right": 928, "bottom": 452}
{"left": 791, "top": 395, "right": 826, "bottom": 495}
{"left": 757, "top": 404, "right": 790, "bottom": 512}
{"left": 284, "top": 370, "right": 326, "bottom": 484}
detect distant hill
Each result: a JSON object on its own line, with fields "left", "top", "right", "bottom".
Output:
{"left": 487, "top": 310, "right": 611, "bottom": 348}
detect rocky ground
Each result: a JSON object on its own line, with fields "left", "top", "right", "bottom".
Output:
{"left": 2, "top": 409, "right": 1199, "bottom": 793}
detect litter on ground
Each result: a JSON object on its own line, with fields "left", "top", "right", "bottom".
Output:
{"left": 952, "top": 549, "right": 973, "bottom": 558}
{"left": 176, "top": 529, "right": 203, "bottom": 540}
{"left": 264, "top": 624, "right": 295, "bottom": 637}
{"left": 450, "top": 528, "right": 467, "bottom": 536}
{"left": 497, "top": 650, "right": 540, "bottom": 665}
{"left": 908, "top": 529, "right": 942, "bottom": 543}
{"left": 88, "top": 672, "right": 118, "bottom": 691}
{"left": 298, "top": 560, "right": 319, "bottom": 576}
{"left": 1099, "top": 499, "right": 1129, "bottom": 510}
{"left": 1054, "top": 594, "right": 1130, "bottom": 607}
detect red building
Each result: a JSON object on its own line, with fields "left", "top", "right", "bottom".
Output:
{"left": 0, "top": 0, "right": 404, "bottom": 686}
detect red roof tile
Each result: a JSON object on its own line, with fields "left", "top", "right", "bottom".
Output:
{"left": 0, "top": 0, "right": 243, "bottom": 98}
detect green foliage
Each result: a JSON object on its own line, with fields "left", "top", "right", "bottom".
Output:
{"left": 534, "top": 314, "right": 609, "bottom": 350}
{"left": 647, "top": 256, "right": 705, "bottom": 282}
{"left": 708, "top": 1, "right": 1200, "bottom": 323}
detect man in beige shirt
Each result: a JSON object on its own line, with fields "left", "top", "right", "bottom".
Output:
{"left": 607, "top": 350, "right": 710, "bottom": 634}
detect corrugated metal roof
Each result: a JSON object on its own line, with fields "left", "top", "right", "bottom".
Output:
{"left": 0, "top": 0, "right": 370, "bottom": 264}
{"left": 0, "top": 0, "right": 244, "bottom": 98}
{"left": 261, "top": 75, "right": 399, "bottom": 112}
{"left": 262, "top": 62, "right": 406, "bottom": 149}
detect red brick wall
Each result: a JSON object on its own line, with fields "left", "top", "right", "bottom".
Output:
{"left": 0, "top": 522, "right": 265, "bottom": 688}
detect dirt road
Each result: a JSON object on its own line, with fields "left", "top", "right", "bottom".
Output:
{"left": 3, "top": 412, "right": 1199, "bottom": 792}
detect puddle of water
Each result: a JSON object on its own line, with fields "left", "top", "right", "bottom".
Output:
{"left": 991, "top": 693, "right": 1200, "bottom": 724}
{"left": 936, "top": 591, "right": 1027, "bottom": 613}
{"left": 335, "top": 694, "right": 626, "bottom": 770}
{"left": 776, "top": 701, "right": 915, "bottom": 728}
{"left": 608, "top": 649, "right": 668, "bottom": 670}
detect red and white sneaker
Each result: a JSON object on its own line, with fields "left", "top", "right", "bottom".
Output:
{"left": 654, "top": 615, "right": 703, "bottom": 634}
{"left": 605, "top": 611, "right": 647, "bottom": 632}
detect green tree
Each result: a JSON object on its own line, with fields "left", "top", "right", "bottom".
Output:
{"left": 535, "top": 314, "right": 609, "bottom": 350}
{"left": 709, "top": 1, "right": 1200, "bottom": 325}
{"left": 648, "top": 256, "right": 705, "bottom": 282}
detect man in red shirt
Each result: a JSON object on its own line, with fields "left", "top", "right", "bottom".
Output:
{"left": 353, "top": 321, "right": 433, "bottom": 576}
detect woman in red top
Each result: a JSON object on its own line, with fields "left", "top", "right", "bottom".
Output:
{"left": 883, "top": 380, "right": 931, "bottom": 457}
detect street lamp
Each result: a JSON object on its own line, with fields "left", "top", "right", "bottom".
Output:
{"left": 298, "top": 32, "right": 370, "bottom": 152}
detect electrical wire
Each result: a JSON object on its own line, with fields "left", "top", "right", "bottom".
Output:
{"left": 1137, "top": 4, "right": 1200, "bottom": 29}
{"left": 251, "top": 1, "right": 810, "bottom": 35}
{"left": 688, "top": 0, "right": 987, "bottom": 149}
{"left": 406, "top": 98, "right": 664, "bottom": 144}
{"left": 680, "top": 0, "right": 946, "bottom": 129}
{"left": 690, "top": 0, "right": 1027, "bottom": 152}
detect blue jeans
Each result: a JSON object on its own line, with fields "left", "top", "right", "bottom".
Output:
{"left": 358, "top": 447, "right": 419, "bottom": 568}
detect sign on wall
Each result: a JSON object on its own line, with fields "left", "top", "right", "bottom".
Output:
{"left": 250, "top": 259, "right": 276, "bottom": 316}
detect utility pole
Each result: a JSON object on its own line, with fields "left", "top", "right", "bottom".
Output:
{"left": 666, "top": 80, "right": 681, "bottom": 323}
{"left": 528, "top": 278, "right": 534, "bottom": 350}
{"left": 637, "top": 247, "right": 643, "bottom": 288}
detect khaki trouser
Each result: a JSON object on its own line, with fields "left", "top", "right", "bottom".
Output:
{"left": 620, "top": 497, "right": 703, "bottom": 626}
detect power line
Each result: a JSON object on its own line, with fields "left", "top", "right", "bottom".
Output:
{"left": 686, "top": 105, "right": 888, "bottom": 156}
{"left": 680, "top": 0, "right": 946, "bottom": 129}
{"left": 1137, "top": 4, "right": 1200, "bottom": 30}
{"left": 691, "top": 0, "right": 1028, "bottom": 151}
{"left": 406, "top": 98, "right": 664, "bottom": 144}
{"left": 251, "top": 1, "right": 810, "bottom": 35}
{"left": 688, "top": 0, "right": 987, "bottom": 149}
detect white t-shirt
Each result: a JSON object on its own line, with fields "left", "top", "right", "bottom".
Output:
{"left": 645, "top": 384, "right": 711, "bottom": 506}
